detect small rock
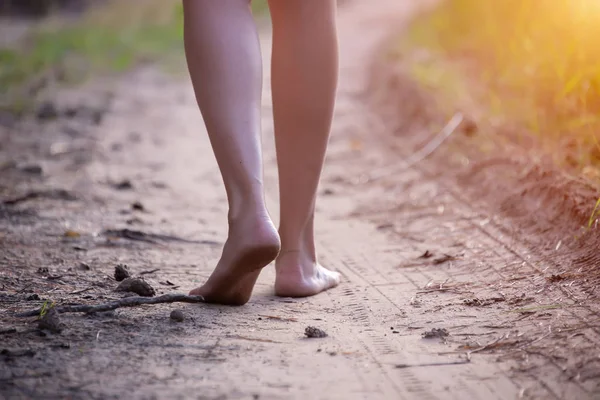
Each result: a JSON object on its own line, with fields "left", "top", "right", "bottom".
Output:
{"left": 170, "top": 310, "right": 185, "bottom": 322}
{"left": 19, "top": 164, "right": 43, "bottom": 175}
{"left": 78, "top": 262, "right": 91, "bottom": 271}
{"left": 63, "top": 106, "right": 78, "bottom": 118}
{"left": 114, "top": 179, "right": 133, "bottom": 190}
{"left": 36, "top": 102, "right": 59, "bottom": 121}
{"left": 38, "top": 307, "right": 62, "bottom": 334}
{"left": 304, "top": 326, "right": 328, "bottom": 338}
{"left": 114, "top": 264, "right": 131, "bottom": 282}
{"left": 115, "top": 277, "right": 155, "bottom": 297}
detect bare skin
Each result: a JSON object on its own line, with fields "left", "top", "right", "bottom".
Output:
{"left": 269, "top": 0, "right": 341, "bottom": 297}
{"left": 183, "top": 0, "right": 340, "bottom": 305}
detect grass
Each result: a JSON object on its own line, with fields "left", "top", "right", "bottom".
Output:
{"left": 0, "top": 0, "right": 269, "bottom": 112}
{"left": 588, "top": 197, "right": 600, "bottom": 229}
{"left": 400, "top": 0, "right": 600, "bottom": 177}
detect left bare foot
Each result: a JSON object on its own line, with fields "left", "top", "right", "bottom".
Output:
{"left": 189, "top": 213, "right": 280, "bottom": 305}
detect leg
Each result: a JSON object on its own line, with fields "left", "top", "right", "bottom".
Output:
{"left": 183, "top": 0, "right": 280, "bottom": 305}
{"left": 268, "top": 0, "right": 341, "bottom": 297}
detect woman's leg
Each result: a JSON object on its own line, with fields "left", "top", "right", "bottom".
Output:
{"left": 268, "top": 0, "right": 341, "bottom": 297}
{"left": 183, "top": 0, "right": 280, "bottom": 305}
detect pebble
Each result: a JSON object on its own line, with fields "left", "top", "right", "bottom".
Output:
{"left": 170, "top": 310, "right": 185, "bottom": 322}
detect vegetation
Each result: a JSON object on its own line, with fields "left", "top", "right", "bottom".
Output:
{"left": 0, "top": 0, "right": 269, "bottom": 111}
{"left": 402, "top": 0, "right": 600, "bottom": 176}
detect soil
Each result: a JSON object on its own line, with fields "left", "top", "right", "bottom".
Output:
{"left": 1, "top": 1, "right": 600, "bottom": 399}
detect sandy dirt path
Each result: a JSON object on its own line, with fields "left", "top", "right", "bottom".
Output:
{"left": 2, "top": 1, "right": 599, "bottom": 399}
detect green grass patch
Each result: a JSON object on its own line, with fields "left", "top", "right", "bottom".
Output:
{"left": 1, "top": 0, "right": 269, "bottom": 111}
{"left": 400, "top": 0, "right": 600, "bottom": 177}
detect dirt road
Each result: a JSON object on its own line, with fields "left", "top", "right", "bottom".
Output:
{"left": 2, "top": 1, "right": 599, "bottom": 399}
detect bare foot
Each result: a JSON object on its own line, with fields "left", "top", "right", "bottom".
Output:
{"left": 190, "top": 214, "right": 280, "bottom": 305}
{"left": 274, "top": 250, "right": 341, "bottom": 297}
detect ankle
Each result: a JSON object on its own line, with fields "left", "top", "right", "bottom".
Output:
{"left": 276, "top": 246, "right": 316, "bottom": 266}
{"left": 227, "top": 203, "right": 271, "bottom": 225}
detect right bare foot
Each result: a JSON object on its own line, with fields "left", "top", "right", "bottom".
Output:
{"left": 190, "top": 214, "right": 280, "bottom": 305}
{"left": 274, "top": 250, "right": 341, "bottom": 297}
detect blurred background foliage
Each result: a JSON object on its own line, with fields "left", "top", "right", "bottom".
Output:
{"left": 0, "top": 0, "right": 269, "bottom": 112}
{"left": 404, "top": 0, "right": 600, "bottom": 172}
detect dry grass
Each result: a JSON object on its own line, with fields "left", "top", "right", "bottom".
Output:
{"left": 400, "top": 0, "right": 600, "bottom": 179}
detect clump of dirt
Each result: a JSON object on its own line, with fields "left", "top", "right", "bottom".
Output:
{"left": 114, "top": 264, "right": 131, "bottom": 282}
{"left": 115, "top": 278, "right": 155, "bottom": 297}
{"left": 422, "top": 328, "right": 449, "bottom": 339}
{"left": 38, "top": 307, "right": 62, "bottom": 333}
{"left": 305, "top": 326, "right": 328, "bottom": 338}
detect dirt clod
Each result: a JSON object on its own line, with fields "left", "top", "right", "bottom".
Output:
{"left": 78, "top": 262, "right": 91, "bottom": 271}
{"left": 19, "top": 164, "right": 43, "bottom": 175}
{"left": 114, "top": 179, "right": 134, "bottom": 190}
{"left": 38, "top": 307, "right": 62, "bottom": 334}
{"left": 115, "top": 277, "right": 155, "bottom": 297}
{"left": 170, "top": 309, "right": 185, "bottom": 322}
{"left": 422, "top": 328, "right": 449, "bottom": 339}
{"left": 36, "top": 102, "right": 59, "bottom": 121}
{"left": 305, "top": 326, "right": 328, "bottom": 338}
{"left": 547, "top": 274, "right": 565, "bottom": 283}
{"left": 132, "top": 201, "right": 145, "bottom": 211}
{"left": 114, "top": 264, "right": 131, "bottom": 281}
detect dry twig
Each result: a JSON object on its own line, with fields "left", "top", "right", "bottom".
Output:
{"left": 15, "top": 294, "right": 205, "bottom": 317}
{"left": 395, "top": 359, "right": 470, "bottom": 369}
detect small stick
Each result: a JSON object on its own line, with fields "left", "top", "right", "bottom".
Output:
{"left": 395, "top": 359, "right": 470, "bottom": 369}
{"left": 258, "top": 314, "right": 298, "bottom": 322}
{"left": 139, "top": 268, "right": 161, "bottom": 275}
{"left": 226, "top": 335, "right": 284, "bottom": 344}
{"left": 417, "top": 288, "right": 468, "bottom": 295}
{"left": 15, "top": 294, "right": 205, "bottom": 317}
{"left": 69, "top": 287, "right": 93, "bottom": 295}
{"left": 466, "top": 334, "right": 509, "bottom": 360}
